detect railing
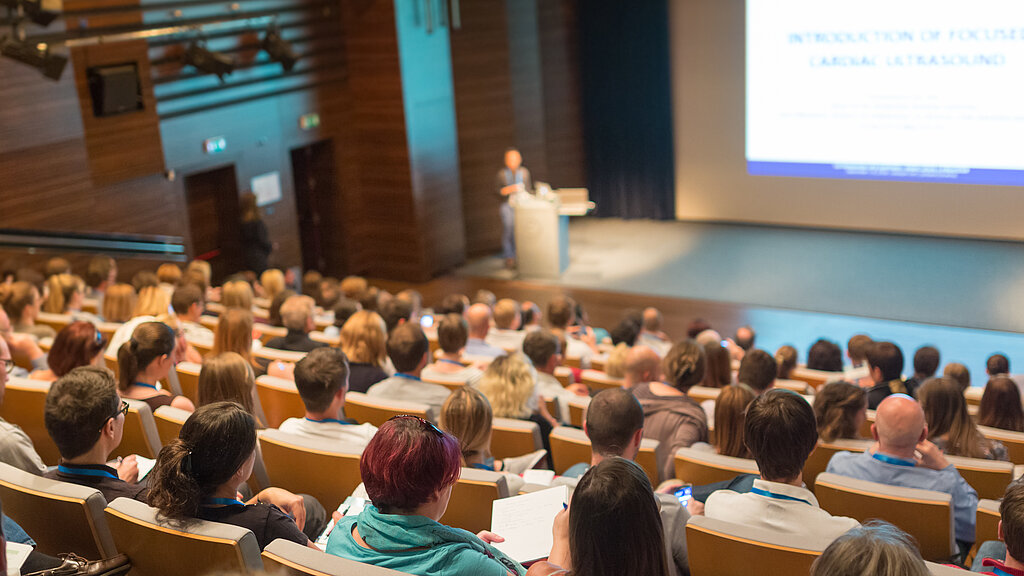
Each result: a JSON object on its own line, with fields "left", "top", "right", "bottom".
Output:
{"left": 0, "top": 229, "right": 187, "bottom": 261}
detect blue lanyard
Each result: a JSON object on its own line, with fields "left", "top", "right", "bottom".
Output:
{"left": 396, "top": 373, "right": 421, "bottom": 381}
{"left": 305, "top": 417, "right": 349, "bottom": 425}
{"left": 134, "top": 381, "right": 159, "bottom": 391}
{"left": 58, "top": 465, "right": 118, "bottom": 480}
{"left": 871, "top": 452, "right": 916, "bottom": 467}
{"left": 750, "top": 486, "right": 812, "bottom": 506}
{"left": 203, "top": 497, "right": 245, "bottom": 507}
{"left": 989, "top": 567, "right": 1013, "bottom": 576}
{"left": 438, "top": 359, "right": 464, "bottom": 367}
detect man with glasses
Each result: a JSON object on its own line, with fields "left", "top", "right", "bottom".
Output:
{"left": 43, "top": 366, "right": 146, "bottom": 502}
{"left": 0, "top": 336, "right": 47, "bottom": 475}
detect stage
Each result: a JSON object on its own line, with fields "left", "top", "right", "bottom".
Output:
{"left": 456, "top": 218, "right": 1024, "bottom": 386}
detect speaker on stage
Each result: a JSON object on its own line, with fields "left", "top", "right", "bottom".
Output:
{"left": 87, "top": 64, "right": 143, "bottom": 117}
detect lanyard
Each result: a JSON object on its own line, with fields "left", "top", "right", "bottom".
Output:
{"left": 134, "top": 381, "right": 160, "bottom": 391}
{"left": 438, "top": 359, "right": 464, "bottom": 367}
{"left": 203, "top": 497, "right": 245, "bottom": 507}
{"left": 750, "top": 486, "right": 812, "bottom": 506}
{"left": 305, "top": 417, "right": 349, "bottom": 425}
{"left": 58, "top": 465, "right": 118, "bottom": 480}
{"left": 396, "top": 373, "right": 422, "bottom": 382}
{"left": 871, "top": 452, "right": 916, "bottom": 467}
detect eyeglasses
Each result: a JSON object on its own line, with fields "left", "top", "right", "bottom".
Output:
{"left": 388, "top": 414, "right": 444, "bottom": 437}
{"left": 111, "top": 400, "right": 129, "bottom": 421}
{"left": 1, "top": 358, "right": 14, "bottom": 374}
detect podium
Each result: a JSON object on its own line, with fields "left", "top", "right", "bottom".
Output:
{"left": 513, "top": 188, "right": 594, "bottom": 278}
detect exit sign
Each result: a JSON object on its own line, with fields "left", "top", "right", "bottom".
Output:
{"left": 299, "top": 113, "right": 320, "bottom": 131}
{"left": 203, "top": 136, "right": 227, "bottom": 154}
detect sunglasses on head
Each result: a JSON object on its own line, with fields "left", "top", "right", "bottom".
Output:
{"left": 387, "top": 414, "right": 444, "bottom": 437}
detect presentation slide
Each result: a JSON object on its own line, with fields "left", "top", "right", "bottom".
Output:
{"left": 746, "top": 0, "right": 1024, "bottom": 184}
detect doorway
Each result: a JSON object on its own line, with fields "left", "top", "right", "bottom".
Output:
{"left": 184, "top": 165, "right": 242, "bottom": 284}
{"left": 291, "top": 140, "right": 342, "bottom": 274}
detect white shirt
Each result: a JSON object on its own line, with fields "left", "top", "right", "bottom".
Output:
{"left": 485, "top": 328, "right": 526, "bottom": 353}
{"left": 705, "top": 478, "right": 859, "bottom": 540}
{"left": 278, "top": 417, "right": 377, "bottom": 449}
{"left": 366, "top": 374, "right": 452, "bottom": 415}
{"left": 565, "top": 338, "right": 594, "bottom": 368}
{"left": 180, "top": 320, "right": 215, "bottom": 347}
{"left": 421, "top": 363, "right": 483, "bottom": 386}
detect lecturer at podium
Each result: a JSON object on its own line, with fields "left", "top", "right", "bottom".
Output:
{"left": 495, "top": 147, "right": 533, "bottom": 269}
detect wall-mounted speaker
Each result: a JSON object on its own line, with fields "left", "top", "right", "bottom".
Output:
{"left": 87, "top": 63, "right": 143, "bottom": 117}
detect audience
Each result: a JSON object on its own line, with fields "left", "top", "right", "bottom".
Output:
{"left": 972, "top": 480, "right": 1024, "bottom": 575}
{"left": 810, "top": 521, "right": 929, "bottom": 576}
{"left": 0, "top": 306, "right": 48, "bottom": 378}
{"left": 326, "top": 297, "right": 361, "bottom": 336}
{"left": 265, "top": 295, "right": 326, "bottom": 353}
{"left": 774, "top": 345, "right": 797, "bottom": 381}
{"left": 1, "top": 281, "right": 54, "bottom": 339}
{"left": 918, "top": 377, "right": 1007, "bottom": 460}
{"left": 339, "top": 310, "right": 390, "bottom": 393}
{"left": 380, "top": 297, "right": 413, "bottom": 333}
{"left": 85, "top": 255, "right": 118, "bottom": 305}
{"left": 865, "top": 341, "right": 907, "bottom": 409}
{"left": 944, "top": 362, "right": 972, "bottom": 393}
{"left": 826, "top": 393, "right": 978, "bottom": 546}
{"left": 736, "top": 348, "right": 777, "bottom": 394}
{"left": 117, "top": 321, "right": 195, "bottom": 412}
{"left": 906, "top": 345, "right": 940, "bottom": 397}
{"left": 221, "top": 280, "right": 254, "bottom": 311}
{"left": 133, "top": 285, "right": 171, "bottom": 318}
{"left": 845, "top": 334, "right": 874, "bottom": 382}
{"left": 623, "top": 345, "right": 663, "bottom": 388}
{"left": 707, "top": 385, "right": 756, "bottom": 458}
{"left": 807, "top": 338, "right": 843, "bottom": 372}
{"left": 172, "top": 284, "right": 213, "bottom": 346}
{"left": 487, "top": 298, "right": 526, "bottom": 351}
{"left": 267, "top": 289, "right": 296, "bottom": 327}
{"left": 212, "top": 308, "right": 263, "bottom": 376}
{"left": 734, "top": 325, "right": 756, "bottom": 352}
{"left": 477, "top": 352, "right": 556, "bottom": 453}
{"left": 197, "top": 352, "right": 260, "bottom": 424}
{"left": 156, "top": 263, "right": 181, "bottom": 290}
{"left": 366, "top": 323, "right": 451, "bottom": 414}
{"left": 633, "top": 340, "right": 709, "bottom": 482}
{"left": 547, "top": 295, "right": 597, "bottom": 367}
{"left": 29, "top": 321, "right": 106, "bottom": 382}
{"left": 44, "top": 274, "right": 99, "bottom": 324}
{"left": 421, "top": 314, "right": 483, "bottom": 385}
{"left": 521, "top": 329, "right": 587, "bottom": 420}
{"left": 638, "top": 307, "right": 671, "bottom": 355}
{"left": 101, "top": 283, "right": 136, "bottom": 323}
{"left": 812, "top": 381, "right": 868, "bottom": 443}
{"left": 0, "top": 336, "right": 47, "bottom": 474}
{"left": 979, "top": 376, "right": 1024, "bottom": 433}
{"left": 701, "top": 342, "right": 732, "bottom": 388}
{"left": 279, "top": 347, "right": 377, "bottom": 446}
{"left": 465, "top": 303, "right": 505, "bottom": 359}
{"left": 988, "top": 353, "right": 1011, "bottom": 377}
{"left": 260, "top": 269, "right": 286, "bottom": 301}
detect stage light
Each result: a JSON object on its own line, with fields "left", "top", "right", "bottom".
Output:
{"left": 261, "top": 26, "right": 298, "bottom": 71}
{"left": 0, "top": 37, "right": 67, "bottom": 80}
{"left": 183, "top": 41, "right": 234, "bottom": 80}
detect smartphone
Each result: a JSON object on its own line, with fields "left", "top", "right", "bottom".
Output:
{"left": 720, "top": 340, "right": 729, "bottom": 348}
{"left": 674, "top": 484, "right": 693, "bottom": 505}
{"left": 420, "top": 314, "right": 434, "bottom": 329}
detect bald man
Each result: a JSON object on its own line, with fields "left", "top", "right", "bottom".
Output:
{"left": 463, "top": 303, "right": 504, "bottom": 359}
{"left": 623, "top": 346, "right": 663, "bottom": 388}
{"left": 826, "top": 394, "right": 977, "bottom": 545}
{"left": 638, "top": 308, "right": 671, "bottom": 356}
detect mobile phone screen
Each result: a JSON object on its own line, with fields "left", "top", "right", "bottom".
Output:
{"left": 674, "top": 485, "right": 693, "bottom": 505}
{"left": 420, "top": 315, "right": 434, "bottom": 329}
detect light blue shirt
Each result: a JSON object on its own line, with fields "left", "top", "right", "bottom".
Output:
{"left": 464, "top": 338, "right": 505, "bottom": 359}
{"left": 826, "top": 450, "right": 978, "bottom": 542}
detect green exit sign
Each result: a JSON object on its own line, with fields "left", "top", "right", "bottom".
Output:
{"left": 203, "top": 136, "right": 226, "bottom": 154}
{"left": 299, "top": 113, "right": 320, "bottom": 131}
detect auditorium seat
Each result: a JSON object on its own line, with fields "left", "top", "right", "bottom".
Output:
{"left": 96, "top": 322, "right": 122, "bottom": 344}
{"left": 566, "top": 395, "right": 590, "bottom": 428}
{"left": 253, "top": 346, "right": 307, "bottom": 364}
{"left": 589, "top": 355, "right": 607, "bottom": 372}
{"left": 104, "top": 497, "right": 263, "bottom": 576}
{"left": 548, "top": 426, "right": 660, "bottom": 484}
{"left": 554, "top": 365, "right": 574, "bottom": 386}
{"left": 258, "top": 430, "right": 364, "bottom": 512}
{"left": 174, "top": 362, "right": 201, "bottom": 405}
{"left": 563, "top": 356, "right": 583, "bottom": 369}
{"left": 262, "top": 539, "right": 406, "bottom": 575}
{"left": 944, "top": 455, "right": 1014, "bottom": 500}
{"left": 310, "top": 331, "right": 341, "bottom": 347}
{"left": 814, "top": 472, "right": 954, "bottom": 561}
{"left": 0, "top": 376, "right": 59, "bottom": 465}
{"left": 774, "top": 379, "right": 813, "bottom": 394}
{"left": 256, "top": 325, "right": 288, "bottom": 345}
{"left": 859, "top": 409, "right": 876, "bottom": 438}
{"left": 978, "top": 425, "right": 1024, "bottom": 465}
{"left": 674, "top": 448, "right": 759, "bottom": 486}
{"left": 187, "top": 339, "right": 212, "bottom": 358}
{"left": 543, "top": 396, "right": 564, "bottom": 424}
{"left": 153, "top": 405, "right": 191, "bottom": 446}
{"left": 199, "top": 315, "right": 219, "bottom": 330}
{"left": 104, "top": 353, "right": 119, "bottom": 379}
{"left": 0, "top": 462, "right": 118, "bottom": 559}
{"left": 802, "top": 438, "right": 872, "bottom": 494}
{"left": 255, "top": 375, "right": 306, "bottom": 429}
{"left": 111, "top": 399, "right": 162, "bottom": 460}
{"left": 35, "top": 311, "right": 71, "bottom": 334}
{"left": 579, "top": 370, "right": 625, "bottom": 392}
{"left": 686, "top": 386, "right": 722, "bottom": 404}
{"left": 964, "top": 386, "right": 984, "bottom": 407}
{"left": 344, "top": 392, "right": 435, "bottom": 426}
{"left": 490, "top": 417, "right": 543, "bottom": 461}
{"left": 966, "top": 498, "right": 1001, "bottom": 567}
{"left": 685, "top": 515, "right": 831, "bottom": 576}
{"left": 790, "top": 366, "right": 844, "bottom": 390}
{"left": 420, "top": 374, "right": 467, "bottom": 392}
{"left": 439, "top": 467, "right": 510, "bottom": 534}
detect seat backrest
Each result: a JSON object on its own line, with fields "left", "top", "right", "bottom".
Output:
{"left": 490, "top": 418, "right": 542, "bottom": 460}
{"left": 344, "top": 392, "right": 433, "bottom": 427}
{"left": 262, "top": 539, "right": 406, "bottom": 575}
{"left": 0, "top": 376, "right": 59, "bottom": 465}
{"left": 111, "top": 399, "right": 162, "bottom": 460}
{"left": 964, "top": 386, "right": 984, "bottom": 407}
{"left": 254, "top": 347, "right": 308, "bottom": 364}
{"left": 563, "top": 356, "right": 582, "bottom": 369}
{"left": 814, "top": 472, "right": 953, "bottom": 560}
{"left": 257, "top": 325, "right": 289, "bottom": 345}
{"left": 104, "top": 497, "right": 263, "bottom": 576}
{"left": 978, "top": 426, "right": 1024, "bottom": 465}
{"left": 420, "top": 375, "right": 467, "bottom": 392}
{"left": 309, "top": 331, "right": 341, "bottom": 347}
{"left": 0, "top": 462, "right": 117, "bottom": 559}
{"left": 566, "top": 395, "right": 590, "bottom": 428}
{"left": 104, "top": 353, "right": 119, "bottom": 379}
{"left": 258, "top": 429, "right": 364, "bottom": 511}
{"left": 970, "top": 498, "right": 1002, "bottom": 565}
{"left": 36, "top": 312, "right": 71, "bottom": 334}
{"left": 440, "top": 467, "right": 510, "bottom": 534}
{"left": 255, "top": 375, "right": 307, "bottom": 429}
{"left": 554, "top": 365, "right": 574, "bottom": 386}
{"left": 859, "top": 409, "right": 876, "bottom": 439}
{"left": 686, "top": 386, "right": 722, "bottom": 404}
{"left": 175, "top": 362, "right": 202, "bottom": 405}
{"left": 549, "top": 426, "right": 592, "bottom": 475}
{"left": 789, "top": 367, "right": 844, "bottom": 390}
{"left": 945, "top": 455, "right": 1014, "bottom": 501}
{"left": 685, "top": 515, "right": 831, "bottom": 576}
{"left": 674, "top": 447, "right": 759, "bottom": 485}
{"left": 153, "top": 405, "right": 192, "bottom": 446}
{"left": 636, "top": 438, "right": 660, "bottom": 486}
{"left": 803, "top": 439, "right": 873, "bottom": 494}
{"left": 579, "top": 370, "right": 624, "bottom": 392}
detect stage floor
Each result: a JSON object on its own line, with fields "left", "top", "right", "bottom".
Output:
{"left": 456, "top": 218, "right": 1024, "bottom": 386}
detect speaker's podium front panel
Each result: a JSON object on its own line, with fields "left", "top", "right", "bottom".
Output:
{"left": 514, "top": 196, "right": 569, "bottom": 278}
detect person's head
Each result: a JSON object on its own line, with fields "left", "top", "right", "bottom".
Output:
{"left": 44, "top": 274, "right": 84, "bottom": 314}
{"left": 775, "top": 345, "right": 798, "bottom": 380}
{"left": 846, "top": 334, "right": 874, "bottom": 365}
{"left": 436, "top": 314, "right": 469, "bottom": 355}
{"left": 102, "top": 283, "right": 137, "bottom": 323}
{"left": 197, "top": 353, "right": 255, "bottom": 414}
{"left": 873, "top": 394, "right": 927, "bottom": 453}
{"left": 212, "top": 308, "right": 255, "bottom": 362}
{"left": 943, "top": 362, "right": 971, "bottom": 393}
{"left": 45, "top": 366, "right": 124, "bottom": 460}
{"left": 522, "top": 330, "right": 561, "bottom": 373}
{"left": 472, "top": 289, "right": 496, "bottom": 308}
{"left": 585, "top": 388, "right": 645, "bottom": 460}
{"left": 610, "top": 317, "right": 641, "bottom": 347}
{"left": 477, "top": 353, "right": 536, "bottom": 419}
{"left": 520, "top": 301, "right": 541, "bottom": 328}
{"left": 0, "top": 281, "right": 40, "bottom": 324}
{"left": 86, "top": 256, "right": 117, "bottom": 290}
{"left": 358, "top": 286, "right": 382, "bottom": 312}
{"left": 546, "top": 295, "right": 575, "bottom": 330}
{"left": 436, "top": 294, "right": 468, "bottom": 316}
{"left": 919, "top": 376, "right": 988, "bottom": 458}
{"left": 48, "top": 321, "right": 107, "bottom": 377}
{"left": 1000, "top": 480, "right": 1024, "bottom": 566}
{"left": 813, "top": 381, "right": 868, "bottom": 443}
{"left": 912, "top": 346, "right": 940, "bottom": 378}
{"left": 185, "top": 260, "right": 212, "bottom": 289}
{"left": 810, "top": 521, "right": 928, "bottom": 576}
{"left": 265, "top": 289, "right": 294, "bottom": 327}
{"left": 118, "top": 322, "right": 176, "bottom": 390}
{"left": 302, "top": 270, "right": 324, "bottom": 298}
{"left": 624, "top": 345, "right": 662, "bottom": 386}
{"left": 642, "top": 307, "right": 662, "bottom": 333}
{"left": 867, "top": 341, "right": 904, "bottom": 383}
{"left": 439, "top": 387, "right": 493, "bottom": 465}
{"left": 492, "top": 299, "right": 521, "bottom": 330}
{"left": 133, "top": 285, "right": 171, "bottom": 318}
{"left": 331, "top": 297, "right": 361, "bottom": 329}
{"left": 239, "top": 192, "right": 260, "bottom": 222}
{"left": 171, "top": 284, "right": 204, "bottom": 321}
{"left": 662, "top": 340, "right": 706, "bottom": 393}
{"left": 737, "top": 349, "right": 777, "bottom": 394}
{"left": 807, "top": 339, "right": 843, "bottom": 372}
{"left": 293, "top": 347, "right": 350, "bottom": 415}
{"left": 604, "top": 343, "right": 629, "bottom": 378}
{"left": 463, "top": 303, "right": 491, "bottom": 340}
{"left": 386, "top": 322, "right": 429, "bottom": 374}
{"left": 569, "top": 458, "right": 669, "bottom": 576}
{"left": 702, "top": 342, "right": 732, "bottom": 388}
{"left": 979, "top": 376, "right": 1024, "bottom": 433}
{"left": 340, "top": 310, "right": 387, "bottom": 366}
{"left": 734, "top": 325, "right": 756, "bottom": 351}
{"left": 744, "top": 389, "right": 818, "bottom": 482}
{"left": 339, "top": 276, "right": 367, "bottom": 300}
{"left": 380, "top": 297, "right": 413, "bottom": 333}
{"left": 44, "top": 257, "right": 71, "bottom": 278}
{"left": 315, "top": 278, "right": 340, "bottom": 309}
{"left": 259, "top": 269, "right": 286, "bottom": 301}
{"left": 221, "top": 280, "right": 253, "bottom": 311}
{"left": 131, "top": 271, "right": 159, "bottom": 293}
{"left": 686, "top": 318, "right": 712, "bottom": 339}
{"left": 280, "top": 295, "right": 315, "bottom": 334}
{"left": 988, "top": 353, "right": 1011, "bottom": 376}
{"left": 503, "top": 147, "right": 522, "bottom": 171}
{"left": 156, "top": 263, "right": 181, "bottom": 286}
{"left": 360, "top": 415, "right": 461, "bottom": 517}
{"left": 148, "top": 402, "right": 257, "bottom": 521}
{"left": 713, "top": 385, "right": 756, "bottom": 458}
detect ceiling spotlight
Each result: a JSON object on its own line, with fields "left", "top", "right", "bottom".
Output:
{"left": 261, "top": 26, "right": 298, "bottom": 71}
{"left": 0, "top": 36, "right": 66, "bottom": 80}
{"left": 183, "top": 41, "right": 234, "bottom": 80}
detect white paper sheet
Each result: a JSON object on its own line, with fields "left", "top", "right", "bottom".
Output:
{"left": 490, "top": 485, "right": 569, "bottom": 563}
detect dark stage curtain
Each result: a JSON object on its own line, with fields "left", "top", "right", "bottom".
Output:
{"left": 579, "top": 0, "right": 675, "bottom": 220}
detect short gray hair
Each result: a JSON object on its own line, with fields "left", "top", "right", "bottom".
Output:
{"left": 810, "top": 521, "right": 928, "bottom": 576}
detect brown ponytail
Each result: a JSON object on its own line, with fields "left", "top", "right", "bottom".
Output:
{"left": 117, "top": 322, "right": 175, "bottom": 391}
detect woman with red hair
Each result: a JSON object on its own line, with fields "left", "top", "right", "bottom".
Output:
{"left": 29, "top": 321, "right": 106, "bottom": 382}
{"left": 325, "top": 415, "right": 526, "bottom": 575}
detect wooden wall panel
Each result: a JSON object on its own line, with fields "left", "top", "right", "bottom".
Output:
{"left": 0, "top": 59, "right": 84, "bottom": 155}
{"left": 506, "top": 0, "right": 549, "bottom": 181}
{"left": 538, "top": 0, "right": 586, "bottom": 188}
